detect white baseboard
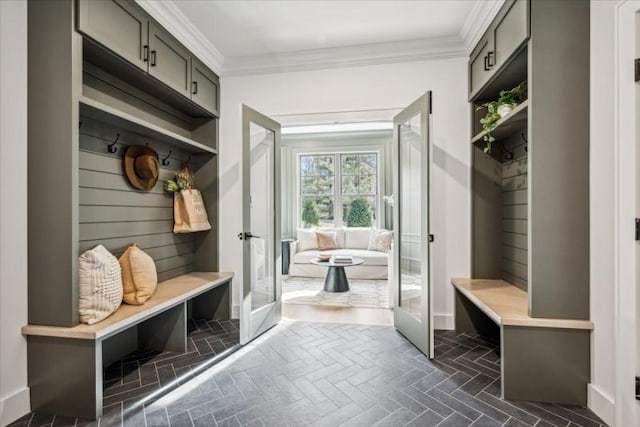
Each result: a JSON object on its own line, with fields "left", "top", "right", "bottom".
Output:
{"left": 587, "top": 383, "right": 614, "bottom": 427}
{"left": 434, "top": 313, "right": 454, "bottom": 330}
{"left": 0, "top": 387, "right": 30, "bottom": 427}
{"left": 232, "top": 304, "right": 239, "bottom": 319}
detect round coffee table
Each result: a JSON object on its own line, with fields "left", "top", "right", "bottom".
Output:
{"left": 309, "top": 257, "right": 364, "bottom": 292}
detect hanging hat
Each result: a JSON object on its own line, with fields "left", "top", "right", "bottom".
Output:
{"left": 123, "top": 145, "right": 159, "bottom": 191}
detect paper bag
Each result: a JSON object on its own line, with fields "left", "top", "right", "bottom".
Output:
{"left": 173, "top": 189, "right": 211, "bottom": 233}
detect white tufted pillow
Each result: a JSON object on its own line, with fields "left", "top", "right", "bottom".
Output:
{"left": 78, "top": 245, "right": 123, "bottom": 324}
{"left": 368, "top": 228, "right": 394, "bottom": 252}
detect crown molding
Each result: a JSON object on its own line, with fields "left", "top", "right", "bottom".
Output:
{"left": 222, "top": 36, "right": 466, "bottom": 77}
{"left": 460, "top": 0, "right": 505, "bottom": 54}
{"left": 135, "top": 0, "right": 224, "bottom": 75}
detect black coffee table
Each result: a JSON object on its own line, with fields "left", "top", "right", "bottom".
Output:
{"left": 310, "top": 257, "right": 364, "bottom": 292}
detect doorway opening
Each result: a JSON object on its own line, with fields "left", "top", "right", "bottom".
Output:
{"left": 278, "top": 120, "right": 395, "bottom": 326}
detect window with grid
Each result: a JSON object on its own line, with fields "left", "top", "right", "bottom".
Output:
{"left": 298, "top": 152, "right": 378, "bottom": 228}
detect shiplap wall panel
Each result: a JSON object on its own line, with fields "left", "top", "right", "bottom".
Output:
{"left": 501, "top": 146, "right": 528, "bottom": 290}
{"left": 79, "top": 128, "right": 195, "bottom": 281}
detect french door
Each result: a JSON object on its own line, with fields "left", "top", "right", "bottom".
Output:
{"left": 393, "top": 92, "right": 434, "bottom": 358}
{"left": 239, "top": 105, "right": 282, "bottom": 345}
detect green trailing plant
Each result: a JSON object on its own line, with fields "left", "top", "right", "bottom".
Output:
{"left": 346, "top": 198, "right": 373, "bottom": 227}
{"left": 301, "top": 198, "right": 320, "bottom": 228}
{"left": 477, "top": 81, "right": 527, "bottom": 154}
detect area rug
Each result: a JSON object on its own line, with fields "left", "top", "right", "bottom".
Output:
{"left": 282, "top": 276, "right": 389, "bottom": 309}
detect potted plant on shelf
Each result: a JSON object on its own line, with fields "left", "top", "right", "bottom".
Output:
{"left": 477, "top": 81, "right": 526, "bottom": 154}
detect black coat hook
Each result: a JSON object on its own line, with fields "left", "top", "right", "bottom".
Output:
{"left": 107, "top": 133, "right": 120, "bottom": 153}
{"left": 161, "top": 150, "right": 172, "bottom": 166}
{"left": 186, "top": 154, "right": 191, "bottom": 164}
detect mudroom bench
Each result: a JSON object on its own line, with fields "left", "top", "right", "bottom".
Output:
{"left": 451, "top": 278, "right": 593, "bottom": 405}
{"left": 22, "top": 272, "right": 233, "bottom": 419}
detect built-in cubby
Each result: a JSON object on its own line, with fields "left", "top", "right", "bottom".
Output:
{"left": 459, "top": 0, "right": 591, "bottom": 405}
{"left": 25, "top": 0, "right": 228, "bottom": 418}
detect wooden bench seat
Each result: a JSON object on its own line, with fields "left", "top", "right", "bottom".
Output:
{"left": 451, "top": 278, "right": 591, "bottom": 406}
{"left": 23, "top": 272, "right": 233, "bottom": 419}
{"left": 451, "top": 278, "right": 593, "bottom": 330}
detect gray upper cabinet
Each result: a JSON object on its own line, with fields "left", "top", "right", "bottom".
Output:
{"left": 492, "top": 0, "right": 529, "bottom": 70}
{"left": 469, "top": 37, "right": 493, "bottom": 97}
{"left": 77, "top": 0, "right": 149, "bottom": 71}
{"left": 469, "top": 0, "right": 529, "bottom": 99}
{"left": 148, "top": 22, "right": 192, "bottom": 98}
{"left": 191, "top": 58, "right": 220, "bottom": 116}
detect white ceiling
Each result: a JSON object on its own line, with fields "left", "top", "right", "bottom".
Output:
{"left": 173, "top": 1, "right": 477, "bottom": 57}
{"left": 140, "top": 0, "right": 502, "bottom": 75}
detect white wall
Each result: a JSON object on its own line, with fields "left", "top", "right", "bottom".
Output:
{"left": 220, "top": 57, "right": 470, "bottom": 327}
{"left": 0, "top": 0, "right": 30, "bottom": 425}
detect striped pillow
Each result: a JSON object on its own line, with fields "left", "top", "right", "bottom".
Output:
{"left": 78, "top": 245, "right": 123, "bottom": 324}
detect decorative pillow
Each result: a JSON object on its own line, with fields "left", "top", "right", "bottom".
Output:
{"left": 368, "top": 228, "right": 394, "bottom": 252}
{"left": 78, "top": 245, "right": 123, "bottom": 324}
{"left": 119, "top": 244, "right": 158, "bottom": 305}
{"left": 319, "top": 227, "right": 345, "bottom": 248}
{"left": 297, "top": 228, "right": 318, "bottom": 251}
{"left": 316, "top": 231, "right": 338, "bottom": 250}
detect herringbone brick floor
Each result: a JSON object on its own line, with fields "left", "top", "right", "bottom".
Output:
{"left": 8, "top": 321, "right": 606, "bottom": 427}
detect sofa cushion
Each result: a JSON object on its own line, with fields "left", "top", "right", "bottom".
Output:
{"left": 345, "top": 227, "right": 371, "bottom": 249}
{"left": 294, "top": 249, "right": 388, "bottom": 266}
{"left": 318, "top": 226, "right": 345, "bottom": 248}
{"left": 297, "top": 228, "right": 318, "bottom": 251}
{"left": 316, "top": 231, "right": 338, "bottom": 250}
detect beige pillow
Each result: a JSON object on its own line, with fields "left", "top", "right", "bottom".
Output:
{"left": 119, "top": 244, "right": 158, "bottom": 305}
{"left": 316, "top": 231, "right": 338, "bottom": 250}
{"left": 368, "top": 228, "right": 394, "bottom": 252}
{"left": 297, "top": 228, "right": 318, "bottom": 251}
{"left": 78, "top": 245, "right": 123, "bottom": 324}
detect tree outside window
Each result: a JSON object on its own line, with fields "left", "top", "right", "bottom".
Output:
{"left": 298, "top": 152, "right": 378, "bottom": 228}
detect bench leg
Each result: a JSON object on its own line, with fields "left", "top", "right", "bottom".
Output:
{"left": 28, "top": 336, "right": 102, "bottom": 419}
{"left": 502, "top": 326, "right": 590, "bottom": 405}
{"left": 191, "top": 280, "right": 230, "bottom": 320}
{"left": 138, "top": 303, "right": 187, "bottom": 353}
{"left": 454, "top": 289, "right": 499, "bottom": 336}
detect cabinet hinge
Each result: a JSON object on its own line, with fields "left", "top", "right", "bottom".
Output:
{"left": 635, "top": 218, "right": 640, "bottom": 241}
{"left": 636, "top": 58, "right": 640, "bottom": 82}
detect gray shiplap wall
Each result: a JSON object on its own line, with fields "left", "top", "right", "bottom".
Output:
{"left": 501, "top": 134, "right": 528, "bottom": 290}
{"left": 78, "top": 120, "right": 196, "bottom": 282}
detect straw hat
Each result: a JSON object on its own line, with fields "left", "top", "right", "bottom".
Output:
{"left": 123, "top": 145, "right": 159, "bottom": 191}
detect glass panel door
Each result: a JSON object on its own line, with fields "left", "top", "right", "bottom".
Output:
{"left": 240, "top": 105, "right": 282, "bottom": 345}
{"left": 393, "top": 92, "right": 433, "bottom": 357}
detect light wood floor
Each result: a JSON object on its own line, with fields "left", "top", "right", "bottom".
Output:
{"left": 283, "top": 303, "right": 393, "bottom": 326}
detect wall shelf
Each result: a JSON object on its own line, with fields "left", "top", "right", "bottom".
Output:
{"left": 79, "top": 96, "right": 217, "bottom": 156}
{"left": 471, "top": 100, "right": 528, "bottom": 145}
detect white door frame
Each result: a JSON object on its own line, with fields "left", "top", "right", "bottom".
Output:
{"left": 615, "top": 1, "right": 640, "bottom": 426}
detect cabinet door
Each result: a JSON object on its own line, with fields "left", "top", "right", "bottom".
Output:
{"left": 493, "top": 0, "right": 529, "bottom": 69}
{"left": 148, "top": 22, "right": 192, "bottom": 98}
{"left": 469, "top": 37, "right": 492, "bottom": 96}
{"left": 78, "top": 0, "right": 149, "bottom": 71}
{"left": 191, "top": 58, "right": 220, "bottom": 116}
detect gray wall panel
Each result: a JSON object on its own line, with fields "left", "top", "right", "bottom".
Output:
{"left": 79, "top": 138, "right": 195, "bottom": 282}
{"left": 501, "top": 153, "right": 528, "bottom": 290}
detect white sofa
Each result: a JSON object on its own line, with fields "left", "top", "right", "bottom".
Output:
{"left": 288, "top": 227, "right": 392, "bottom": 280}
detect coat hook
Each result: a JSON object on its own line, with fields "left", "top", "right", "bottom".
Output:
{"left": 521, "top": 132, "right": 528, "bottom": 144}
{"left": 186, "top": 154, "right": 191, "bottom": 164}
{"left": 107, "top": 133, "right": 120, "bottom": 153}
{"left": 161, "top": 150, "right": 172, "bottom": 166}
{"left": 504, "top": 148, "right": 514, "bottom": 161}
